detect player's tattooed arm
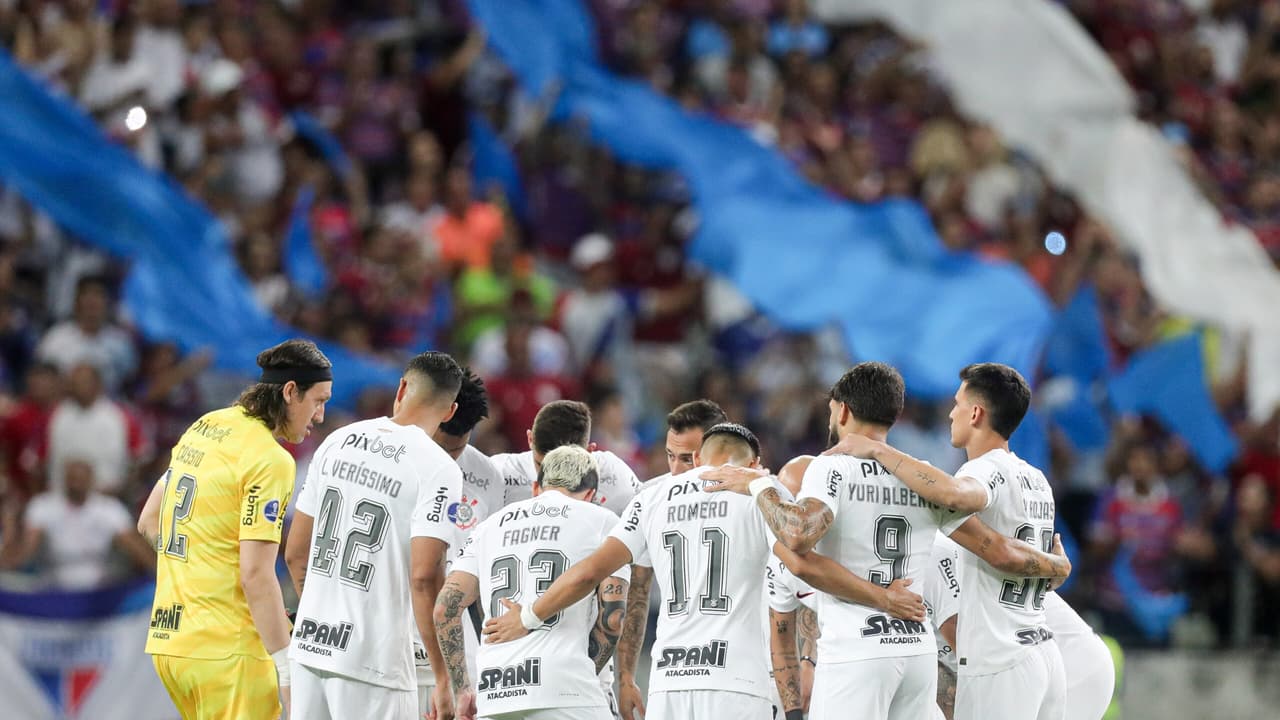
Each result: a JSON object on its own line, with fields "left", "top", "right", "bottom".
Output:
{"left": 796, "top": 606, "right": 820, "bottom": 660}
{"left": 951, "top": 517, "right": 1072, "bottom": 580}
{"left": 616, "top": 565, "right": 652, "bottom": 681}
{"left": 821, "top": 435, "right": 988, "bottom": 513}
{"left": 769, "top": 609, "right": 803, "bottom": 714}
{"left": 588, "top": 576, "right": 629, "bottom": 675}
{"left": 433, "top": 573, "right": 480, "bottom": 694}
{"left": 758, "top": 490, "right": 834, "bottom": 554}
{"left": 937, "top": 663, "right": 957, "bottom": 720}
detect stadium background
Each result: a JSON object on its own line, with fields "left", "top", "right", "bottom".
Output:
{"left": 0, "top": 0, "right": 1278, "bottom": 717}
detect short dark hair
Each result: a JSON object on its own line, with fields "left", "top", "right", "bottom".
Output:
{"left": 701, "top": 422, "right": 761, "bottom": 459}
{"left": 829, "top": 362, "right": 904, "bottom": 428}
{"left": 438, "top": 368, "right": 488, "bottom": 436}
{"left": 667, "top": 399, "right": 728, "bottom": 434}
{"left": 236, "top": 339, "right": 332, "bottom": 432}
{"left": 959, "top": 363, "right": 1031, "bottom": 439}
{"left": 530, "top": 400, "right": 591, "bottom": 455}
{"left": 405, "top": 351, "right": 463, "bottom": 402}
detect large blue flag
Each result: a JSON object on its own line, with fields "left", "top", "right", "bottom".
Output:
{"left": 1109, "top": 333, "right": 1238, "bottom": 473}
{"left": 0, "top": 50, "right": 399, "bottom": 406}
{"left": 283, "top": 185, "right": 328, "bottom": 298}
{"left": 467, "top": 0, "right": 1053, "bottom": 399}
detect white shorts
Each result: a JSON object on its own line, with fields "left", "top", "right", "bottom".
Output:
{"left": 809, "top": 653, "right": 936, "bottom": 720}
{"left": 956, "top": 642, "right": 1066, "bottom": 720}
{"left": 292, "top": 661, "right": 417, "bottom": 720}
{"left": 481, "top": 707, "right": 613, "bottom": 720}
{"left": 1061, "top": 634, "right": 1115, "bottom": 720}
{"left": 645, "top": 689, "right": 774, "bottom": 720}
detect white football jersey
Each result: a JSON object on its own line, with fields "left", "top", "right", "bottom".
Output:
{"left": 493, "top": 449, "right": 640, "bottom": 516}
{"left": 923, "top": 534, "right": 963, "bottom": 674}
{"left": 765, "top": 554, "right": 817, "bottom": 615}
{"left": 609, "top": 467, "right": 788, "bottom": 701}
{"left": 797, "top": 454, "right": 966, "bottom": 664}
{"left": 452, "top": 492, "right": 627, "bottom": 715}
{"left": 951, "top": 449, "right": 1057, "bottom": 675}
{"left": 417, "top": 444, "right": 505, "bottom": 687}
{"left": 290, "top": 417, "right": 462, "bottom": 690}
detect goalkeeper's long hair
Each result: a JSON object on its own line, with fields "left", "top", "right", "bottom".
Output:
{"left": 236, "top": 339, "right": 332, "bottom": 434}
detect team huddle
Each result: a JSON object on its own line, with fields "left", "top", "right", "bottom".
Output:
{"left": 139, "top": 338, "right": 1116, "bottom": 720}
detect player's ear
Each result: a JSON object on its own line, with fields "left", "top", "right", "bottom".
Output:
{"left": 526, "top": 429, "right": 534, "bottom": 451}
{"left": 582, "top": 487, "right": 596, "bottom": 503}
{"left": 531, "top": 481, "right": 542, "bottom": 497}
{"left": 282, "top": 380, "right": 299, "bottom": 403}
{"left": 441, "top": 401, "right": 458, "bottom": 423}
{"left": 839, "top": 401, "right": 851, "bottom": 426}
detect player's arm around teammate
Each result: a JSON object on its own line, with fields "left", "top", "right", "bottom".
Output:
{"left": 588, "top": 574, "right": 628, "bottom": 674}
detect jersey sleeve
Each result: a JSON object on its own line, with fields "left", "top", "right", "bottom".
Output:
{"left": 955, "top": 456, "right": 997, "bottom": 511}
{"left": 411, "top": 460, "right": 464, "bottom": 545}
{"left": 926, "top": 541, "right": 962, "bottom": 627}
{"left": 796, "top": 455, "right": 842, "bottom": 516}
{"left": 451, "top": 526, "right": 481, "bottom": 578}
{"left": 607, "top": 490, "right": 650, "bottom": 564}
{"left": 601, "top": 511, "right": 634, "bottom": 581}
{"left": 238, "top": 446, "right": 295, "bottom": 543}
{"left": 766, "top": 557, "right": 801, "bottom": 614}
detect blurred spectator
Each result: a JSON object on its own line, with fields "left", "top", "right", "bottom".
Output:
{"left": 1089, "top": 442, "right": 1191, "bottom": 642}
{"left": 134, "top": 0, "right": 187, "bottom": 110}
{"left": 485, "top": 320, "right": 579, "bottom": 452}
{"left": 0, "top": 363, "right": 60, "bottom": 501}
{"left": 471, "top": 289, "right": 570, "bottom": 379}
{"left": 1232, "top": 474, "right": 1280, "bottom": 640}
{"left": 134, "top": 344, "right": 210, "bottom": 473}
{"left": 432, "top": 166, "right": 506, "bottom": 272}
{"left": 201, "top": 58, "right": 284, "bottom": 206}
{"left": 453, "top": 233, "right": 555, "bottom": 350}
{"left": 80, "top": 16, "right": 149, "bottom": 115}
{"left": 767, "top": 0, "right": 830, "bottom": 58}
{"left": 588, "top": 384, "right": 644, "bottom": 472}
{"left": 241, "top": 232, "right": 292, "bottom": 314}
{"left": 46, "top": 363, "right": 145, "bottom": 497}
{"left": 0, "top": 458, "right": 154, "bottom": 589}
{"left": 35, "top": 275, "right": 137, "bottom": 394}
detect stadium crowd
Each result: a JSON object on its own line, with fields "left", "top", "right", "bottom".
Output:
{"left": 0, "top": 0, "right": 1278, "bottom": 652}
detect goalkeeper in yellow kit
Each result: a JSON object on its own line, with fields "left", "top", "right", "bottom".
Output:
{"left": 139, "top": 339, "right": 333, "bottom": 720}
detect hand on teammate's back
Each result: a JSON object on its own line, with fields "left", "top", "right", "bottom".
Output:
{"left": 481, "top": 598, "right": 531, "bottom": 644}
{"left": 700, "top": 464, "right": 771, "bottom": 495}
{"left": 882, "top": 578, "right": 927, "bottom": 622}
{"left": 1047, "top": 533, "right": 1072, "bottom": 591}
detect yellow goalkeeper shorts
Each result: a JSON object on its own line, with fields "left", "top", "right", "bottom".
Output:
{"left": 152, "top": 653, "right": 281, "bottom": 720}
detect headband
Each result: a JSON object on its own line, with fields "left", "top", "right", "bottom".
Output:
{"left": 259, "top": 366, "right": 333, "bottom": 385}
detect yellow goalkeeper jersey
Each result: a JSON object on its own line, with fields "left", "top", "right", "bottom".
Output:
{"left": 145, "top": 406, "right": 296, "bottom": 660}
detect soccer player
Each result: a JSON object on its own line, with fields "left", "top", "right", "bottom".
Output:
{"left": 422, "top": 367, "right": 504, "bottom": 713}
{"left": 434, "top": 446, "right": 629, "bottom": 720}
{"left": 491, "top": 399, "right": 641, "bottom": 717}
{"left": 616, "top": 398, "right": 727, "bottom": 719}
{"left": 925, "top": 535, "right": 1115, "bottom": 720}
{"left": 484, "top": 423, "right": 785, "bottom": 720}
{"left": 661, "top": 399, "right": 729, "bottom": 478}
{"left": 703, "top": 362, "right": 1070, "bottom": 720}
{"left": 283, "top": 351, "right": 464, "bottom": 720}
{"left": 142, "top": 339, "right": 332, "bottom": 720}
{"left": 827, "top": 363, "right": 1068, "bottom": 720}
{"left": 491, "top": 400, "right": 641, "bottom": 515}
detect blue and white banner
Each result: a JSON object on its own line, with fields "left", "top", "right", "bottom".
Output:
{"left": 0, "top": 582, "right": 175, "bottom": 720}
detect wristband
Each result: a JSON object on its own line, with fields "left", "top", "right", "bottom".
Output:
{"left": 748, "top": 476, "right": 774, "bottom": 499}
{"left": 271, "top": 647, "right": 291, "bottom": 687}
{"left": 786, "top": 710, "right": 805, "bottom": 720}
{"left": 520, "top": 602, "right": 544, "bottom": 630}
{"left": 800, "top": 655, "right": 816, "bottom": 666}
